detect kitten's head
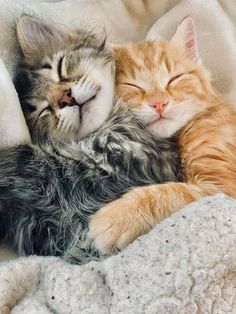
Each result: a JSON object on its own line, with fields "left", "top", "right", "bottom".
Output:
{"left": 113, "top": 17, "right": 215, "bottom": 138}
{"left": 15, "top": 16, "right": 115, "bottom": 144}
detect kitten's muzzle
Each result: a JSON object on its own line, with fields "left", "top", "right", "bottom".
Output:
{"left": 59, "top": 89, "right": 97, "bottom": 109}
{"left": 59, "top": 89, "right": 77, "bottom": 108}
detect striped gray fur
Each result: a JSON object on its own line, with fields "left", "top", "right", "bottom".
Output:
{"left": 0, "top": 101, "right": 180, "bottom": 263}
{"left": 0, "top": 16, "right": 180, "bottom": 264}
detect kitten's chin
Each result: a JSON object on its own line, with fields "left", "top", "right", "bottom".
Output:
{"left": 147, "top": 119, "right": 179, "bottom": 139}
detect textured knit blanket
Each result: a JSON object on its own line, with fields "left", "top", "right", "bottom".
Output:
{"left": 0, "top": 1, "right": 236, "bottom": 313}
{"left": 1, "top": 194, "right": 236, "bottom": 314}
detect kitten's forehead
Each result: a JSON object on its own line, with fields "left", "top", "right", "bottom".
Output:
{"left": 114, "top": 40, "right": 179, "bottom": 82}
{"left": 116, "top": 40, "right": 187, "bottom": 72}
{"left": 17, "top": 15, "right": 111, "bottom": 66}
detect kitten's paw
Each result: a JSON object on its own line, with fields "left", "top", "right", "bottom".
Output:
{"left": 88, "top": 189, "right": 156, "bottom": 253}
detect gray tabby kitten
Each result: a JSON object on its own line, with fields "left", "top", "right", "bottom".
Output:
{"left": 0, "top": 16, "right": 180, "bottom": 264}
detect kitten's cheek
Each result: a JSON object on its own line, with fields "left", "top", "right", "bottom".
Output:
{"left": 81, "top": 105, "right": 91, "bottom": 116}
{"left": 82, "top": 104, "right": 111, "bottom": 138}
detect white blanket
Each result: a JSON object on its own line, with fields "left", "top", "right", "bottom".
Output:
{"left": 1, "top": 194, "right": 236, "bottom": 314}
{"left": 0, "top": 1, "right": 236, "bottom": 313}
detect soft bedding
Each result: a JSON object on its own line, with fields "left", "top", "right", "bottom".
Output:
{"left": 1, "top": 194, "right": 236, "bottom": 313}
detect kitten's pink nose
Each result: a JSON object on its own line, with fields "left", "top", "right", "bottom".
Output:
{"left": 149, "top": 99, "right": 168, "bottom": 114}
{"left": 59, "top": 89, "right": 77, "bottom": 108}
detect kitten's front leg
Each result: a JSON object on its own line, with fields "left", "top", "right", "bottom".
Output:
{"left": 89, "top": 182, "right": 206, "bottom": 253}
{"left": 89, "top": 188, "right": 157, "bottom": 253}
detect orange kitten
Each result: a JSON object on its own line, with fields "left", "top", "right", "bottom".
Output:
{"left": 89, "top": 17, "right": 236, "bottom": 253}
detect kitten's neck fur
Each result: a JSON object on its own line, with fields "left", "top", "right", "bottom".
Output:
{"left": 178, "top": 94, "right": 233, "bottom": 136}
{"left": 178, "top": 95, "right": 236, "bottom": 196}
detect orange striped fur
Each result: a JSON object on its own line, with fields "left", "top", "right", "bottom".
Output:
{"left": 89, "top": 17, "right": 236, "bottom": 253}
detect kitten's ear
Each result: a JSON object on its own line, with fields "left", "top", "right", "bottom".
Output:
{"left": 16, "top": 15, "right": 67, "bottom": 64}
{"left": 171, "top": 16, "right": 200, "bottom": 63}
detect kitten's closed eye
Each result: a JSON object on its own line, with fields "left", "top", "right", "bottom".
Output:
{"left": 38, "top": 105, "right": 52, "bottom": 120}
{"left": 167, "top": 73, "right": 184, "bottom": 86}
{"left": 42, "top": 63, "right": 52, "bottom": 69}
{"left": 58, "top": 56, "right": 64, "bottom": 80}
{"left": 121, "top": 82, "right": 144, "bottom": 91}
